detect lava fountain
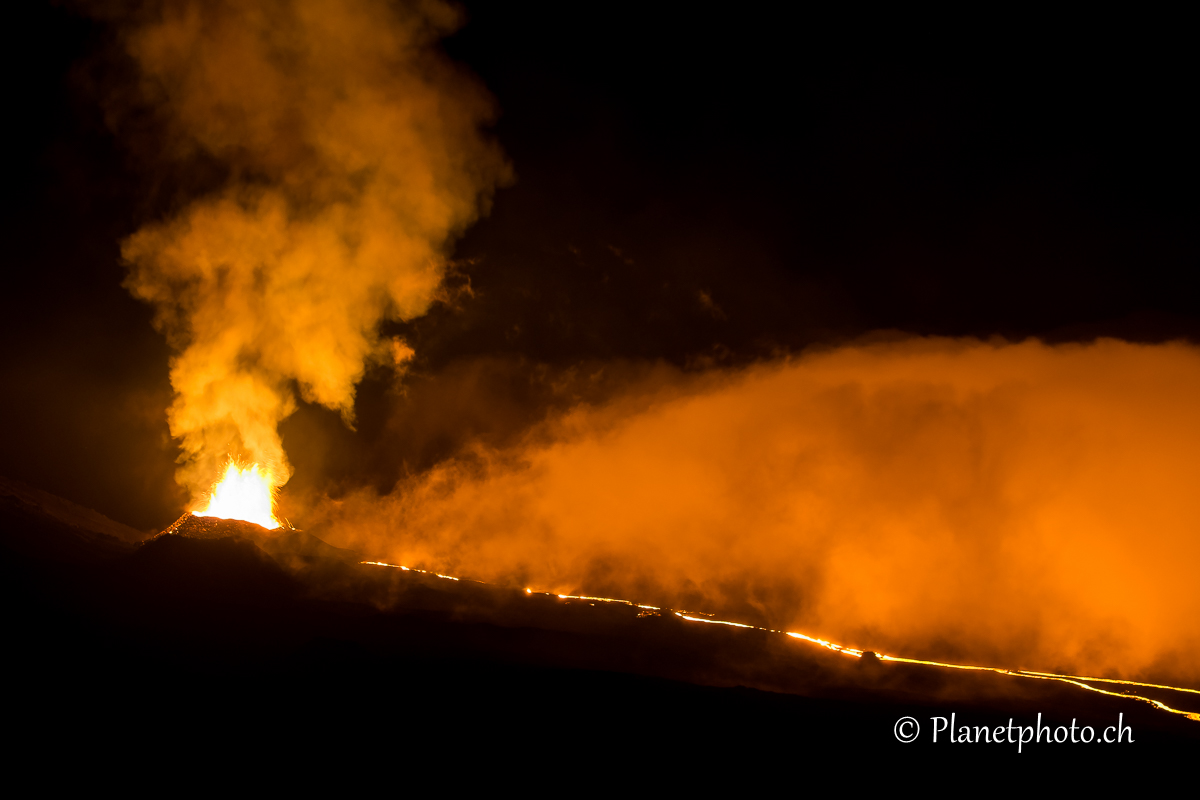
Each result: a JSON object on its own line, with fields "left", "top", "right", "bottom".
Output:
{"left": 193, "top": 460, "right": 281, "bottom": 530}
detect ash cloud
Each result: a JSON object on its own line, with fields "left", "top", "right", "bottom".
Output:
{"left": 109, "top": 0, "right": 509, "bottom": 501}
{"left": 307, "top": 338, "right": 1200, "bottom": 684}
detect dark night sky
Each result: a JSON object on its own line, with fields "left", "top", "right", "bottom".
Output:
{"left": 3, "top": 2, "right": 1197, "bottom": 530}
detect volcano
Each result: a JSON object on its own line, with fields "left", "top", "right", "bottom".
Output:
{"left": 2, "top": 475, "right": 1196, "bottom": 781}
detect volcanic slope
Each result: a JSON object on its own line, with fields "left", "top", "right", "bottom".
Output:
{"left": 2, "top": 476, "right": 1197, "bottom": 780}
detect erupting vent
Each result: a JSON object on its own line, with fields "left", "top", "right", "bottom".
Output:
{"left": 194, "top": 461, "right": 280, "bottom": 530}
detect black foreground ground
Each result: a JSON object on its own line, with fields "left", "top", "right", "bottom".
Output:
{"left": 3, "top": 475, "right": 1196, "bottom": 786}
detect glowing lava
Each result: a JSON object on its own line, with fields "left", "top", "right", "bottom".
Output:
{"left": 361, "top": 559, "right": 1200, "bottom": 723}
{"left": 194, "top": 460, "right": 281, "bottom": 530}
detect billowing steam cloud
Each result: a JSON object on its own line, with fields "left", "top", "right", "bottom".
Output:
{"left": 311, "top": 338, "right": 1200, "bottom": 683}
{"left": 116, "top": 0, "right": 508, "bottom": 499}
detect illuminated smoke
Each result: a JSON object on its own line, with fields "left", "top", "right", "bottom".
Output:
{"left": 311, "top": 338, "right": 1200, "bottom": 684}
{"left": 115, "top": 0, "right": 509, "bottom": 501}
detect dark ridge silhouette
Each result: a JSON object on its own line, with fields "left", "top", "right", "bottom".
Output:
{"left": 0, "top": 475, "right": 144, "bottom": 563}
{"left": 2, "top": 480, "right": 1196, "bottom": 782}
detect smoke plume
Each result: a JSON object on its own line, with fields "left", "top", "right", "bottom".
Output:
{"left": 310, "top": 338, "right": 1200, "bottom": 684}
{"left": 115, "top": 0, "right": 509, "bottom": 500}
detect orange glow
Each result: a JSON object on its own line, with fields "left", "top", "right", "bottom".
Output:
{"left": 316, "top": 339, "right": 1200, "bottom": 687}
{"left": 194, "top": 460, "right": 280, "bottom": 529}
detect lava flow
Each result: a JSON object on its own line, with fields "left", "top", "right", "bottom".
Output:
{"left": 193, "top": 460, "right": 281, "bottom": 530}
{"left": 359, "top": 559, "right": 1200, "bottom": 723}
